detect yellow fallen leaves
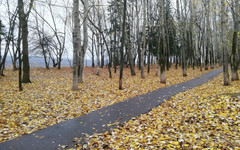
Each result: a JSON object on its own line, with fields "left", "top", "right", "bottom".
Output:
{"left": 0, "top": 67, "right": 213, "bottom": 143}
{"left": 79, "top": 71, "right": 240, "bottom": 149}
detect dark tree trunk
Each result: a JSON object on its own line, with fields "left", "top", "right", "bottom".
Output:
{"left": 205, "top": 45, "right": 209, "bottom": 70}
{"left": 119, "top": 0, "right": 126, "bottom": 90}
{"left": 22, "top": 19, "right": 31, "bottom": 83}
{"left": 100, "top": 43, "right": 104, "bottom": 68}
{"left": 231, "top": 31, "right": 239, "bottom": 81}
{"left": 92, "top": 33, "right": 95, "bottom": 68}
{"left": 114, "top": 27, "right": 117, "bottom": 73}
{"left": 43, "top": 50, "right": 50, "bottom": 69}
{"left": 17, "top": 24, "right": 23, "bottom": 91}
{"left": 57, "top": 54, "right": 62, "bottom": 69}
{"left": 18, "top": 0, "right": 32, "bottom": 83}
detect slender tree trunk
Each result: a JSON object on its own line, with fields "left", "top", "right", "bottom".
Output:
{"left": 92, "top": 33, "right": 95, "bottom": 68}
{"left": 136, "top": 1, "right": 141, "bottom": 70}
{"left": 0, "top": 20, "right": 2, "bottom": 76}
{"left": 176, "top": 0, "right": 181, "bottom": 71}
{"left": 96, "top": 34, "right": 100, "bottom": 76}
{"left": 213, "top": 2, "right": 219, "bottom": 68}
{"left": 155, "top": 58, "right": 159, "bottom": 76}
{"left": 147, "top": 44, "right": 151, "bottom": 74}
{"left": 10, "top": 16, "right": 18, "bottom": 71}
{"left": 100, "top": 43, "right": 104, "bottom": 68}
{"left": 114, "top": 26, "right": 117, "bottom": 73}
{"left": 17, "top": 23, "right": 23, "bottom": 91}
{"left": 205, "top": 0, "right": 210, "bottom": 70}
{"left": 119, "top": 0, "right": 127, "bottom": 90}
{"left": 210, "top": 42, "right": 214, "bottom": 69}
{"left": 78, "top": 0, "right": 88, "bottom": 83}
{"left": 147, "top": 0, "right": 151, "bottom": 74}
{"left": 141, "top": 0, "right": 147, "bottom": 79}
{"left": 96, "top": 0, "right": 101, "bottom": 76}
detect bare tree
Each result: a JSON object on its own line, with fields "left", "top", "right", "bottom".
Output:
{"left": 32, "top": 12, "right": 51, "bottom": 69}
{"left": 47, "top": 0, "right": 67, "bottom": 69}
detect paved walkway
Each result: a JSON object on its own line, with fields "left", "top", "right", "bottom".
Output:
{"left": 0, "top": 69, "right": 223, "bottom": 150}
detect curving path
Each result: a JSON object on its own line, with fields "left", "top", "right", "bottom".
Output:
{"left": 0, "top": 69, "right": 223, "bottom": 150}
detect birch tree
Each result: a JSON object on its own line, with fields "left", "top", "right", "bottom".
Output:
{"left": 78, "top": 0, "right": 88, "bottom": 83}
{"left": 141, "top": 0, "right": 147, "bottom": 79}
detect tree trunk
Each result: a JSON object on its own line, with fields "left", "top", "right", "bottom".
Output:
{"left": 182, "top": 0, "right": 187, "bottom": 77}
{"left": 126, "top": 27, "right": 136, "bottom": 76}
{"left": 100, "top": 43, "right": 104, "bottom": 68}
{"left": 160, "top": 0, "right": 166, "bottom": 83}
{"left": 213, "top": 2, "right": 219, "bottom": 68}
{"left": 11, "top": 21, "right": 18, "bottom": 71}
{"left": 18, "top": 0, "right": 32, "bottom": 83}
{"left": 221, "top": 0, "right": 230, "bottom": 86}
{"left": 136, "top": 1, "right": 141, "bottom": 70}
{"left": 96, "top": 34, "right": 100, "bottom": 76}
{"left": 141, "top": 0, "right": 147, "bottom": 79}
{"left": 119, "top": 0, "right": 127, "bottom": 90}
{"left": 231, "top": 0, "right": 239, "bottom": 81}
{"left": 17, "top": 22, "right": 23, "bottom": 91}
{"left": 114, "top": 26, "right": 117, "bottom": 73}
{"left": 176, "top": 0, "right": 181, "bottom": 71}
{"left": 42, "top": 47, "right": 50, "bottom": 69}
{"left": 0, "top": 20, "right": 4, "bottom": 76}
{"left": 78, "top": 0, "right": 88, "bottom": 83}
{"left": 91, "top": 33, "right": 95, "bottom": 68}
{"left": 72, "top": 0, "right": 80, "bottom": 90}
{"left": 205, "top": 0, "right": 210, "bottom": 70}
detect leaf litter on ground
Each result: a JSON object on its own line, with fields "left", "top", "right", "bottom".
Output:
{"left": 72, "top": 71, "right": 240, "bottom": 150}
{"left": 0, "top": 66, "right": 215, "bottom": 143}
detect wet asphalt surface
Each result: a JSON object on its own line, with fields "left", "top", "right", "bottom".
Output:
{"left": 0, "top": 69, "right": 223, "bottom": 150}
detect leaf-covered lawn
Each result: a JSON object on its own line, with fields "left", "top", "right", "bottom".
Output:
{"left": 0, "top": 67, "right": 213, "bottom": 143}
{"left": 78, "top": 71, "right": 240, "bottom": 150}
